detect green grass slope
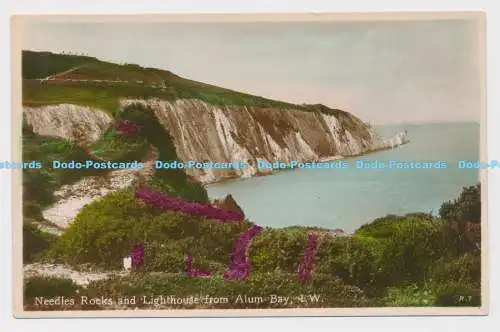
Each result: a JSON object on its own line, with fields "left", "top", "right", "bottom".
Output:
{"left": 22, "top": 50, "right": 355, "bottom": 121}
{"left": 22, "top": 50, "right": 307, "bottom": 113}
{"left": 22, "top": 51, "right": 99, "bottom": 79}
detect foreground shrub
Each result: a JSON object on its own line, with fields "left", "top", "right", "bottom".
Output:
{"left": 251, "top": 228, "right": 308, "bottom": 273}
{"left": 439, "top": 218, "right": 481, "bottom": 257}
{"left": 143, "top": 239, "right": 204, "bottom": 273}
{"left": 355, "top": 214, "right": 404, "bottom": 239}
{"left": 377, "top": 217, "right": 443, "bottom": 286}
{"left": 439, "top": 183, "right": 481, "bottom": 223}
{"left": 23, "top": 223, "right": 58, "bottom": 263}
{"left": 315, "top": 235, "right": 384, "bottom": 292}
{"left": 51, "top": 189, "right": 250, "bottom": 270}
{"left": 24, "top": 276, "right": 79, "bottom": 300}
{"left": 430, "top": 253, "right": 481, "bottom": 285}
{"left": 355, "top": 213, "right": 435, "bottom": 239}
{"left": 50, "top": 189, "right": 157, "bottom": 267}
{"left": 430, "top": 254, "right": 481, "bottom": 307}
{"left": 23, "top": 276, "right": 102, "bottom": 311}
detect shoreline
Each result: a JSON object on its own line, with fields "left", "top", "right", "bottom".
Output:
{"left": 204, "top": 139, "right": 410, "bottom": 188}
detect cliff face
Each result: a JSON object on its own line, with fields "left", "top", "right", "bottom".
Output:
{"left": 24, "top": 104, "right": 113, "bottom": 145}
{"left": 121, "top": 99, "right": 406, "bottom": 183}
{"left": 23, "top": 98, "right": 408, "bottom": 184}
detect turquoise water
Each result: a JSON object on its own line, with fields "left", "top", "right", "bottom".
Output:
{"left": 206, "top": 123, "right": 480, "bottom": 232}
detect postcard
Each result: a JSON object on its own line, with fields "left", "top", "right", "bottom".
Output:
{"left": 11, "top": 12, "right": 488, "bottom": 317}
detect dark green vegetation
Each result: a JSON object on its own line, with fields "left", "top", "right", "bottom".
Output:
{"left": 23, "top": 223, "right": 58, "bottom": 263}
{"left": 23, "top": 276, "right": 100, "bottom": 311}
{"left": 22, "top": 51, "right": 99, "bottom": 79}
{"left": 90, "top": 127, "right": 149, "bottom": 162}
{"left": 26, "top": 184, "right": 482, "bottom": 309}
{"left": 25, "top": 276, "right": 79, "bottom": 299}
{"left": 439, "top": 183, "right": 481, "bottom": 224}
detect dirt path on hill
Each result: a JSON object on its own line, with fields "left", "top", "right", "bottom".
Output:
{"left": 41, "top": 146, "right": 159, "bottom": 229}
{"left": 42, "top": 64, "right": 90, "bottom": 81}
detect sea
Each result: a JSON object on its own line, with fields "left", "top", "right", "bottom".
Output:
{"left": 206, "top": 123, "right": 481, "bottom": 232}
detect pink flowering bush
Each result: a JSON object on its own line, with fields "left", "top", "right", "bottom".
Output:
{"left": 298, "top": 233, "right": 319, "bottom": 281}
{"left": 135, "top": 187, "right": 244, "bottom": 222}
{"left": 130, "top": 243, "right": 144, "bottom": 270}
{"left": 116, "top": 120, "right": 139, "bottom": 135}
{"left": 224, "top": 225, "right": 263, "bottom": 280}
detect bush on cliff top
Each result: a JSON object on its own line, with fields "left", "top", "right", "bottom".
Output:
{"left": 90, "top": 127, "right": 149, "bottom": 162}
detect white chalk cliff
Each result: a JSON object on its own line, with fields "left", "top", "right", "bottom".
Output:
{"left": 24, "top": 104, "right": 113, "bottom": 145}
{"left": 24, "top": 99, "right": 409, "bottom": 185}
{"left": 121, "top": 99, "right": 409, "bottom": 183}
{"left": 24, "top": 99, "right": 409, "bottom": 184}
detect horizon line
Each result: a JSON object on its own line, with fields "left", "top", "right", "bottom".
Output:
{"left": 372, "top": 120, "right": 480, "bottom": 126}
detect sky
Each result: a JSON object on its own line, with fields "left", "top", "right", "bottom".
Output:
{"left": 21, "top": 19, "right": 482, "bottom": 124}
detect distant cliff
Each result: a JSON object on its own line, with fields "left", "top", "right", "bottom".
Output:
{"left": 24, "top": 99, "right": 408, "bottom": 184}
{"left": 122, "top": 99, "right": 408, "bottom": 183}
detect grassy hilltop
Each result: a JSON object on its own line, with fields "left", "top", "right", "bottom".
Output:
{"left": 21, "top": 50, "right": 482, "bottom": 310}
{"left": 23, "top": 50, "right": 309, "bottom": 113}
{"left": 22, "top": 50, "right": 351, "bottom": 117}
